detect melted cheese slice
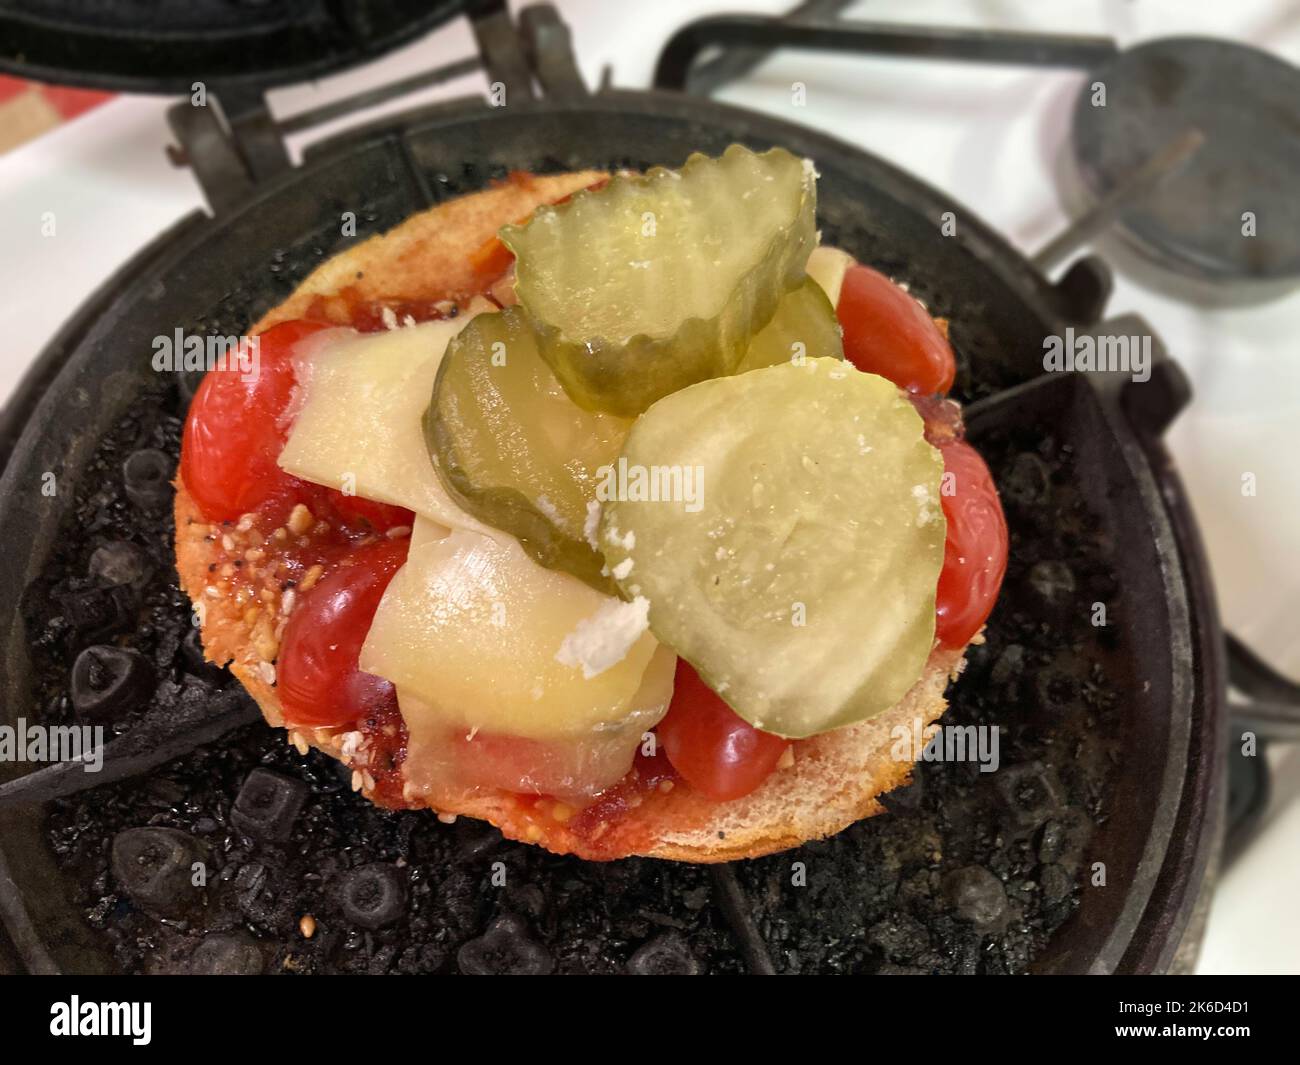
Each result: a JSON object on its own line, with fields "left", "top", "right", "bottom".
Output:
{"left": 360, "top": 519, "right": 668, "bottom": 744}
{"left": 277, "top": 306, "right": 494, "bottom": 534}
{"left": 806, "top": 244, "right": 854, "bottom": 307}
{"left": 397, "top": 646, "right": 674, "bottom": 803}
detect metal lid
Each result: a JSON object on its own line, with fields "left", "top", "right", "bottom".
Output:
{"left": 0, "top": 0, "right": 468, "bottom": 94}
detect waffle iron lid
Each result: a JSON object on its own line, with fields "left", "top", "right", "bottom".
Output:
{"left": 0, "top": 0, "right": 469, "bottom": 94}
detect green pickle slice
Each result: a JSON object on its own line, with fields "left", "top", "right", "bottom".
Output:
{"left": 500, "top": 144, "right": 817, "bottom": 416}
{"left": 424, "top": 308, "right": 630, "bottom": 591}
{"left": 735, "top": 275, "right": 843, "bottom": 373}
{"left": 600, "top": 359, "right": 946, "bottom": 738}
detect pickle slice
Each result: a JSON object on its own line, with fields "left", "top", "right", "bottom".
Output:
{"left": 500, "top": 145, "right": 817, "bottom": 416}
{"left": 600, "top": 359, "right": 946, "bottom": 739}
{"left": 424, "top": 307, "right": 630, "bottom": 591}
{"left": 735, "top": 276, "right": 843, "bottom": 373}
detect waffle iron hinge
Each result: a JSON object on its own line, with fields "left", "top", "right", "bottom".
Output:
{"left": 166, "top": 85, "right": 290, "bottom": 216}
{"left": 165, "top": 1, "right": 586, "bottom": 216}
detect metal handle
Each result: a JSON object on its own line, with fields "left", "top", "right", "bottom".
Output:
{"left": 168, "top": 1, "right": 583, "bottom": 215}
{"left": 1227, "top": 633, "right": 1300, "bottom": 742}
{"left": 1031, "top": 130, "right": 1205, "bottom": 273}
{"left": 1104, "top": 335, "right": 1300, "bottom": 746}
{"left": 654, "top": 14, "right": 1119, "bottom": 92}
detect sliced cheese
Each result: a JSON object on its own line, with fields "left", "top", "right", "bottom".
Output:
{"left": 398, "top": 646, "right": 675, "bottom": 803}
{"left": 277, "top": 304, "right": 495, "bottom": 535}
{"left": 806, "top": 244, "right": 854, "bottom": 308}
{"left": 359, "top": 518, "right": 667, "bottom": 742}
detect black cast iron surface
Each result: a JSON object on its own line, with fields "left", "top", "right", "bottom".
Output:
{"left": 19, "top": 369, "right": 1116, "bottom": 974}
{"left": 0, "top": 92, "right": 1213, "bottom": 973}
{"left": 0, "top": 0, "right": 466, "bottom": 95}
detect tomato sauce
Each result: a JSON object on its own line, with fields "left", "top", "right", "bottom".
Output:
{"left": 356, "top": 697, "right": 410, "bottom": 809}
{"left": 302, "top": 287, "right": 461, "bottom": 334}
{"left": 564, "top": 747, "right": 679, "bottom": 852}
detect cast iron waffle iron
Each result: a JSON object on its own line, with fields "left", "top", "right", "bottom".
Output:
{"left": 0, "top": 3, "right": 1223, "bottom": 973}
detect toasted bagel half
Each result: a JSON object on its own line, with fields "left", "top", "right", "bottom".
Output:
{"left": 174, "top": 170, "right": 969, "bottom": 862}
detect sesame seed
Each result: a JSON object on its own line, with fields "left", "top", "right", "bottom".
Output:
{"left": 351, "top": 770, "right": 363, "bottom": 792}
{"left": 299, "top": 564, "right": 324, "bottom": 592}
{"left": 252, "top": 617, "right": 279, "bottom": 662}
{"left": 287, "top": 504, "right": 314, "bottom": 536}
{"left": 299, "top": 915, "right": 316, "bottom": 939}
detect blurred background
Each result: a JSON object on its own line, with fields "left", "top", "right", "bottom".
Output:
{"left": 1, "top": 0, "right": 1297, "bottom": 973}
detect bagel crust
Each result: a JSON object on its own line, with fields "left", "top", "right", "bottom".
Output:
{"left": 175, "top": 171, "right": 970, "bottom": 862}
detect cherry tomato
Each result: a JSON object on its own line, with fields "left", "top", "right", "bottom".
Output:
{"left": 180, "top": 319, "right": 328, "bottom": 522}
{"left": 837, "top": 264, "right": 956, "bottom": 395}
{"left": 323, "top": 490, "right": 414, "bottom": 533}
{"left": 935, "top": 440, "right": 1008, "bottom": 648}
{"left": 277, "top": 537, "right": 409, "bottom": 728}
{"left": 657, "top": 660, "right": 790, "bottom": 801}
{"left": 468, "top": 235, "right": 515, "bottom": 286}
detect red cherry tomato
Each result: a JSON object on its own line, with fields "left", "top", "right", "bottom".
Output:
{"left": 935, "top": 440, "right": 1008, "bottom": 648}
{"left": 277, "top": 538, "right": 409, "bottom": 728}
{"left": 837, "top": 265, "right": 956, "bottom": 395}
{"left": 323, "top": 491, "right": 414, "bottom": 533}
{"left": 180, "top": 320, "right": 328, "bottom": 522}
{"left": 468, "top": 235, "right": 515, "bottom": 286}
{"left": 657, "top": 660, "right": 790, "bottom": 801}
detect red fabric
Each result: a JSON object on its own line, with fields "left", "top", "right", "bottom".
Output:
{"left": 43, "top": 84, "right": 114, "bottom": 119}
{"left": 0, "top": 74, "right": 27, "bottom": 105}
{"left": 0, "top": 73, "right": 113, "bottom": 118}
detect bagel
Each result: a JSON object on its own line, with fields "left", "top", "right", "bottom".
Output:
{"left": 174, "top": 170, "right": 970, "bottom": 862}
